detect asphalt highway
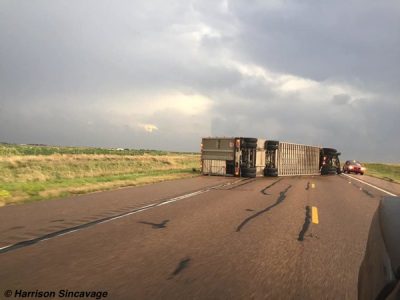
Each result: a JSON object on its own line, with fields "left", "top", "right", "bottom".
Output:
{"left": 0, "top": 174, "right": 395, "bottom": 299}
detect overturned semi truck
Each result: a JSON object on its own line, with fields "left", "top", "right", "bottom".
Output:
{"left": 201, "top": 137, "right": 341, "bottom": 177}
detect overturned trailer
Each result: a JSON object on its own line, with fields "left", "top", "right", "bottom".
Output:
{"left": 201, "top": 137, "right": 341, "bottom": 177}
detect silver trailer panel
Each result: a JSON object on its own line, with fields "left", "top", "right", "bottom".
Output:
{"left": 201, "top": 138, "right": 235, "bottom": 161}
{"left": 277, "top": 142, "right": 320, "bottom": 176}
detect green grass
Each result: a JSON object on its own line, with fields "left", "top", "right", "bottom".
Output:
{"left": 0, "top": 144, "right": 201, "bottom": 206}
{"left": 0, "top": 168, "right": 197, "bottom": 204}
{"left": 363, "top": 163, "right": 400, "bottom": 183}
{"left": 0, "top": 143, "right": 197, "bottom": 156}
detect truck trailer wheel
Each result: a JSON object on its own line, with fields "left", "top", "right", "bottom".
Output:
{"left": 243, "top": 138, "right": 257, "bottom": 143}
{"left": 322, "top": 148, "right": 337, "bottom": 155}
{"left": 265, "top": 140, "right": 279, "bottom": 151}
{"left": 264, "top": 167, "right": 278, "bottom": 177}
{"left": 241, "top": 167, "right": 256, "bottom": 178}
{"left": 242, "top": 142, "right": 257, "bottom": 149}
{"left": 243, "top": 173, "right": 256, "bottom": 178}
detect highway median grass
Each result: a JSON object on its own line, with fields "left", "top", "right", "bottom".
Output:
{"left": 0, "top": 144, "right": 201, "bottom": 206}
{"left": 363, "top": 163, "right": 400, "bottom": 184}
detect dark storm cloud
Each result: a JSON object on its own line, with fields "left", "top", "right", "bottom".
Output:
{"left": 0, "top": 0, "right": 399, "bottom": 161}
{"left": 228, "top": 1, "right": 400, "bottom": 90}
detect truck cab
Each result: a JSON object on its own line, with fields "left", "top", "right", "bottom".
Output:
{"left": 320, "top": 148, "right": 341, "bottom": 175}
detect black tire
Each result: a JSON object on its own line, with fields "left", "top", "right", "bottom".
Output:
{"left": 337, "top": 168, "right": 342, "bottom": 174}
{"left": 240, "top": 167, "right": 257, "bottom": 177}
{"left": 242, "top": 170, "right": 256, "bottom": 175}
{"left": 243, "top": 138, "right": 257, "bottom": 143}
{"left": 242, "top": 142, "right": 257, "bottom": 149}
{"left": 241, "top": 167, "right": 256, "bottom": 178}
{"left": 322, "top": 148, "right": 337, "bottom": 156}
{"left": 243, "top": 172, "right": 256, "bottom": 178}
{"left": 265, "top": 140, "right": 279, "bottom": 151}
{"left": 264, "top": 167, "right": 278, "bottom": 177}
{"left": 322, "top": 170, "right": 337, "bottom": 175}
{"left": 321, "top": 166, "right": 337, "bottom": 175}
{"left": 360, "top": 172, "right": 364, "bottom": 175}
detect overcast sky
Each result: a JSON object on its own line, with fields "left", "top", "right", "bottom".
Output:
{"left": 0, "top": 1, "right": 399, "bottom": 161}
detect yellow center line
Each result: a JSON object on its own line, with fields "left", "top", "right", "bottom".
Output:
{"left": 312, "top": 206, "right": 319, "bottom": 224}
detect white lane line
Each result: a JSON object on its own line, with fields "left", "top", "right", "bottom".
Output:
{"left": 100, "top": 179, "right": 243, "bottom": 223}
{"left": 0, "top": 244, "right": 12, "bottom": 251}
{"left": 100, "top": 203, "right": 158, "bottom": 224}
{"left": 341, "top": 173, "right": 397, "bottom": 196}
{"left": 0, "top": 178, "right": 245, "bottom": 253}
{"left": 100, "top": 190, "right": 212, "bottom": 225}
{"left": 56, "top": 229, "right": 80, "bottom": 237}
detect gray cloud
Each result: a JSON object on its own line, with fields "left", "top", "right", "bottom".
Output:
{"left": 0, "top": 0, "right": 399, "bottom": 161}
{"left": 332, "top": 94, "right": 351, "bottom": 105}
{"left": 228, "top": 1, "right": 400, "bottom": 90}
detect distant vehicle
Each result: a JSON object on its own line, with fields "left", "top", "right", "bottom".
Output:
{"left": 343, "top": 160, "right": 366, "bottom": 175}
{"left": 358, "top": 197, "right": 400, "bottom": 299}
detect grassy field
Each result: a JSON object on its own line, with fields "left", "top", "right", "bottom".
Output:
{"left": 0, "top": 143, "right": 192, "bottom": 156}
{"left": 363, "top": 163, "right": 400, "bottom": 183}
{"left": 0, "top": 144, "right": 201, "bottom": 206}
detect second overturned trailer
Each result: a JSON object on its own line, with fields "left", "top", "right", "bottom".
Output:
{"left": 201, "top": 137, "right": 341, "bottom": 177}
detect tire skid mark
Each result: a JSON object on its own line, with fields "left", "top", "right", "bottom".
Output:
{"left": 138, "top": 220, "right": 169, "bottom": 229}
{"left": 168, "top": 257, "right": 191, "bottom": 279}
{"left": 344, "top": 178, "right": 376, "bottom": 198}
{"left": 0, "top": 226, "right": 25, "bottom": 234}
{"left": 224, "top": 178, "right": 257, "bottom": 190}
{"left": 61, "top": 221, "right": 81, "bottom": 226}
{"left": 362, "top": 189, "right": 375, "bottom": 198}
{"left": 2, "top": 236, "right": 26, "bottom": 242}
{"left": 260, "top": 178, "right": 283, "bottom": 195}
{"left": 1, "top": 208, "right": 159, "bottom": 254}
{"left": 352, "top": 184, "right": 375, "bottom": 198}
{"left": 236, "top": 184, "right": 292, "bottom": 232}
{"left": 0, "top": 179, "right": 242, "bottom": 254}
{"left": 298, "top": 206, "right": 311, "bottom": 241}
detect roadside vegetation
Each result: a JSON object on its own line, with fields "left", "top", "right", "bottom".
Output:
{"left": 363, "top": 163, "right": 400, "bottom": 184}
{"left": 0, "top": 144, "right": 200, "bottom": 206}
{"left": 0, "top": 143, "right": 193, "bottom": 156}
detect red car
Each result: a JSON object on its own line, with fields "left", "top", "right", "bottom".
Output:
{"left": 342, "top": 160, "right": 366, "bottom": 175}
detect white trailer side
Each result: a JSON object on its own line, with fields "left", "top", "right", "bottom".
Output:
{"left": 255, "top": 138, "right": 266, "bottom": 176}
{"left": 276, "top": 142, "right": 321, "bottom": 176}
